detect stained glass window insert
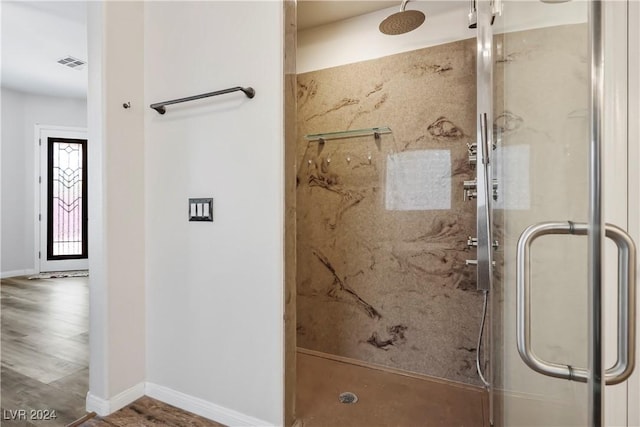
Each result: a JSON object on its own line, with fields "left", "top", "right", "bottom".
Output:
{"left": 48, "top": 138, "right": 87, "bottom": 259}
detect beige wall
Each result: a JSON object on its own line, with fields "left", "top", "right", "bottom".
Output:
{"left": 296, "top": 38, "right": 482, "bottom": 385}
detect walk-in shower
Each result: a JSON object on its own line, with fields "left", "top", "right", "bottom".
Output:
{"left": 290, "top": 1, "right": 638, "bottom": 426}
{"left": 294, "top": 4, "right": 485, "bottom": 426}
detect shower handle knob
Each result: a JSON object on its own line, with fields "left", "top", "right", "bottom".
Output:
{"left": 463, "top": 179, "right": 498, "bottom": 201}
{"left": 466, "top": 259, "right": 496, "bottom": 267}
{"left": 468, "top": 237, "right": 500, "bottom": 250}
{"left": 464, "top": 180, "right": 478, "bottom": 201}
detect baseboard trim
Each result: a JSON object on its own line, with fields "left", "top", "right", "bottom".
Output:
{"left": 86, "top": 393, "right": 109, "bottom": 416}
{"left": 86, "top": 382, "right": 145, "bottom": 416}
{"left": 145, "top": 382, "right": 274, "bottom": 427}
{"left": 1, "top": 269, "right": 37, "bottom": 279}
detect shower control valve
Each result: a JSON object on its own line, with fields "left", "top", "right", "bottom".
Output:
{"left": 463, "top": 180, "right": 478, "bottom": 200}
{"left": 467, "top": 143, "right": 478, "bottom": 166}
{"left": 463, "top": 179, "right": 499, "bottom": 201}
{"left": 467, "top": 237, "right": 500, "bottom": 250}
{"left": 466, "top": 259, "right": 496, "bottom": 267}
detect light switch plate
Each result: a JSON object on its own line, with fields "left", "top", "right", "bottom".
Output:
{"left": 189, "top": 198, "right": 213, "bottom": 222}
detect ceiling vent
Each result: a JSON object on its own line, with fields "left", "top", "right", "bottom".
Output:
{"left": 57, "top": 56, "right": 87, "bottom": 70}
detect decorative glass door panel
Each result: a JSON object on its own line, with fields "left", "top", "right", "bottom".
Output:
{"left": 48, "top": 138, "right": 88, "bottom": 260}
{"left": 39, "top": 128, "right": 89, "bottom": 273}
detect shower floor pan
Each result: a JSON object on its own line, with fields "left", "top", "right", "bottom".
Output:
{"left": 295, "top": 350, "right": 488, "bottom": 427}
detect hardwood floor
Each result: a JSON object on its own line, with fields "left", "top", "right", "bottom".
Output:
{"left": 79, "top": 397, "right": 226, "bottom": 427}
{"left": 1, "top": 276, "right": 89, "bottom": 426}
{"left": 296, "top": 351, "right": 488, "bottom": 427}
{"left": 2, "top": 278, "right": 225, "bottom": 427}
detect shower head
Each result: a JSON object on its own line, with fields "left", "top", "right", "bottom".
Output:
{"left": 379, "top": 0, "right": 425, "bottom": 35}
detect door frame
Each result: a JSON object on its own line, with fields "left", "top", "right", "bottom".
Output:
{"left": 603, "top": 0, "right": 639, "bottom": 424}
{"left": 34, "top": 125, "right": 88, "bottom": 273}
{"left": 624, "top": 1, "right": 640, "bottom": 424}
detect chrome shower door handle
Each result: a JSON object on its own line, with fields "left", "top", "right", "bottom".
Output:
{"left": 603, "top": 223, "right": 636, "bottom": 385}
{"left": 516, "top": 221, "right": 589, "bottom": 381}
{"left": 516, "top": 221, "right": 636, "bottom": 384}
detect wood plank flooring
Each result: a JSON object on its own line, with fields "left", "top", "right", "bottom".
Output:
{"left": 296, "top": 351, "right": 488, "bottom": 427}
{"left": 79, "top": 396, "right": 226, "bottom": 427}
{"left": 1, "top": 276, "right": 89, "bottom": 426}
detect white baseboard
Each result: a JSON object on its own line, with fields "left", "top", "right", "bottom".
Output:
{"left": 85, "top": 382, "right": 274, "bottom": 426}
{"left": 86, "top": 392, "right": 109, "bottom": 416}
{"left": 145, "top": 382, "right": 274, "bottom": 427}
{"left": 86, "top": 382, "right": 145, "bottom": 416}
{"left": 1, "top": 269, "right": 37, "bottom": 279}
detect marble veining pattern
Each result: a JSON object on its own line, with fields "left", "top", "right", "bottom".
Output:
{"left": 296, "top": 38, "right": 483, "bottom": 385}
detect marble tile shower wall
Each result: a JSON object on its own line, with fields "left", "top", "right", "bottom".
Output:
{"left": 296, "top": 38, "right": 483, "bottom": 385}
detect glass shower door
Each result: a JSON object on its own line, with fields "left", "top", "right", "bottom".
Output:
{"left": 485, "top": 1, "right": 635, "bottom": 426}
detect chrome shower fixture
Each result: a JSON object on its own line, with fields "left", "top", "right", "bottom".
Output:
{"left": 467, "top": 142, "right": 478, "bottom": 165}
{"left": 468, "top": 0, "right": 477, "bottom": 29}
{"left": 463, "top": 179, "right": 498, "bottom": 201}
{"left": 468, "top": 0, "right": 501, "bottom": 29}
{"left": 379, "top": 0, "right": 425, "bottom": 35}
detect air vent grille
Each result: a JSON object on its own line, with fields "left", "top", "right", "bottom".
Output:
{"left": 57, "top": 56, "right": 86, "bottom": 70}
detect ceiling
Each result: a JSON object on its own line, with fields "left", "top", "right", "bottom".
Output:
{"left": 297, "top": 1, "right": 398, "bottom": 31}
{"left": 1, "top": 1, "right": 88, "bottom": 99}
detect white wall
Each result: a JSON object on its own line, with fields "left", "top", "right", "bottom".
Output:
{"left": 298, "top": 1, "right": 472, "bottom": 74}
{"left": 0, "top": 87, "right": 86, "bottom": 277}
{"left": 144, "top": 2, "right": 284, "bottom": 426}
{"left": 86, "top": 0, "right": 146, "bottom": 414}
{"left": 297, "top": 0, "right": 586, "bottom": 74}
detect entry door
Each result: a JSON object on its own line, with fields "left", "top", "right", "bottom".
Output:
{"left": 477, "top": 1, "right": 635, "bottom": 426}
{"left": 39, "top": 127, "right": 88, "bottom": 272}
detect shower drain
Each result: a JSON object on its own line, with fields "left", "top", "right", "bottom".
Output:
{"left": 338, "top": 392, "right": 358, "bottom": 404}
